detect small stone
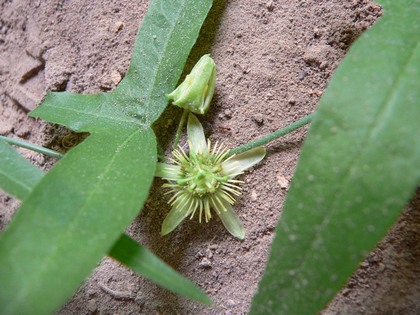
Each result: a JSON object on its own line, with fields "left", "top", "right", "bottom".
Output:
{"left": 87, "top": 299, "right": 97, "bottom": 312}
{"left": 114, "top": 21, "right": 123, "bottom": 33}
{"left": 265, "top": 1, "right": 275, "bottom": 11}
{"left": 298, "top": 70, "right": 308, "bottom": 80}
{"left": 195, "top": 251, "right": 204, "bottom": 259}
{"left": 250, "top": 189, "right": 258, "bottom": 201}
{"left": 209, "top": 244, "right": 218, "bottom": 250}
{"left": 303, "top": 44, "right": 334, "bottom": 68}
{"left": 320, "top": 61, "right": 329, "bottom": 70}
{"left": 226, "top": 299, "right": 236, "bottom": 307}
{"left": 110, "top": 70, "right": 122, "bottom": 85}
{"left": 224, "top": 109, "right": 233, "bottom": 119}
{"left": 87, "top": 289, "right": 96, "bottom": 297}
{"left": 252, "top": 113, "right": 265, "bottom": 126}
{"left": 276, "top": 174, "right": 289, "bottom": 189}
{"left": 205, "top": 248, "right": 213, "bottom": 259}
{"left": 313, "top": 28, "right": 322, "bottom": 38}
{"left": 199, "top": 257, "right": 212, "bottom": 268}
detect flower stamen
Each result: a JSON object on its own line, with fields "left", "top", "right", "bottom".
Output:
{"left": 156, "top": 113, "right": 266, "bottom": 239}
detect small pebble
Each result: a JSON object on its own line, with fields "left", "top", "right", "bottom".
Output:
{"left": 114, "top": 21, "right": 123, "bottom": 32}
{"left": 276, "top": 174, "right": 289, "bottom": 189}
{"left": 199, "top": 257, "right": 212, "bottom": 268}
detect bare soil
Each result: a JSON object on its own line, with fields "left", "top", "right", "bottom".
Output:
{"left": 1, "top": 0, "right": 419, "bottom": 314}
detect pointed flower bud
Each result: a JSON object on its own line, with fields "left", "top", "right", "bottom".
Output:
{"left": 167, "top": 54, "right": 216, "bottom": 115}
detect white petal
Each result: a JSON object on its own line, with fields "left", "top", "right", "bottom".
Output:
{"left": 213, "top": 198, "right": 245, "bottom": 240}
{"left": 222, "top": 147, "right": 266, "bottom": 177}
{"left": 155, "top": 163, "right": 181, "bottom": 179}
{"left": 187, "top": 113, "right": 207, "bottom": 155}
{"left": 161, "top": 203, "right": 190, "bottom": 236}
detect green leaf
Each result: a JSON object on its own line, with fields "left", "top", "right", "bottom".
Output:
{"left": 0, "top": 141, "right": 210, "bottom": 305}
{"left": 250, "top": 1, "right": 420, "bottom": 314}
{"left": 31, "top": 0, "right": 213, "bottom": 129}
{"left": 0, "top": 126, "right": 157, "bottom": 314}
{"left": 0, "top": 139, "right": 43, "bottom": 200}
{"left": 0, "top": 0, "right": 213, "bottom": 313}
{"left": 109, "top": 234, "right": 212, "bottom": 305}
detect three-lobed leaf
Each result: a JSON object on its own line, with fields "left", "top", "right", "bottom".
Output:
{"left": 0, "top": 140, "right": 210, "bottom": 305}
{"left": 0, "top": 126, "right": 157, "bottom": 314}
{"left": 0, "top": 0, "right": 213, "bottom": 314}
{"left": 250, "top": 1, "right": 420, "bottom": 314}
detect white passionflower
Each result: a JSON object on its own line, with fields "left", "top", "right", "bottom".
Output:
{"left": 155, "top": 113, "right": 266, "bottom": 239}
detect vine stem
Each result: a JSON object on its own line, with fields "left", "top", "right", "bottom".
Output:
{"left": 173, "top": 109, "right": 189, "bottom": 150}
{"left": 0, "top": 136, "right": 64, "bottom": 159}
{"left": 1, "top": 113, "right": 314, "bottom": 160}
{"left": 228, "top": 113, "right": 315, "bottom": 156}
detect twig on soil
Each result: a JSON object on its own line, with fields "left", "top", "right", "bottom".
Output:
{"left": 98, "top": 282, "right": 135, "bottom": 300}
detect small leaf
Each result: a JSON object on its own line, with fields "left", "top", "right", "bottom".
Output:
{"left": 250, "top": 1, "right": 420, "bottom": 314}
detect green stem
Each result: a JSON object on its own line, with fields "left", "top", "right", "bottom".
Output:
{"left": 0, "top": 136, "right": 64, "bottom": 159}
{"left": 229, "top": 113, "right": 315, "bottom": 156}
{"left": 1, "top": 113, "right": 314, "bottom": 160}
{"left": 173, "top": 109, "right": 189, "bottom": 149}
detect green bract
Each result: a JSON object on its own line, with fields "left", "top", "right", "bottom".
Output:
{"left": 166, "top": 54, "right": 216, "bottom": 115}
{"left": 156, "top": 113, "right": 266, "bottom": 239}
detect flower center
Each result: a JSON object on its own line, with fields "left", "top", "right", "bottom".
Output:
{"left": 179, "top": 154, "right": 227, "bottom": 197}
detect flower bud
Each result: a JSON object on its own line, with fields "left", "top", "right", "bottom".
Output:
{"left": 167, "top": 54, "right": 216, "bottom": 115}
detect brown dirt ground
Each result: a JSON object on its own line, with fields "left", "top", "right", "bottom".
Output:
{"left": 1, "top": 0, "right": 419, "bottom": 314}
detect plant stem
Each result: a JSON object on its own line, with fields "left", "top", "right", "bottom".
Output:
{"left": 173, "top": 109, "right": 189, "bottom": 149}
{"left": 1, "top": 113, "right": 313, "bottom": 160}
{"left": 229, "top": 113, "right": 315, "bottom": 156}
{"left": 0, "top": 136, "right": 64, "bottom": 159}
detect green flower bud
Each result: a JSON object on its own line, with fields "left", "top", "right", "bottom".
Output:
{"left": 167, "top": 54, "right": 216, "bottom": 115}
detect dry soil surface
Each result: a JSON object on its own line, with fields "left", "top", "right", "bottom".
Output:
{"left": 1, "top": 0, "right": 419, "bottom": 314}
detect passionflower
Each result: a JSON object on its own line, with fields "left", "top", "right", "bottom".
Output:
{"left": 156, "top": 113, "right": 266, "bottom": 239}
{"left": 166, "top": 54, "right": 216, "bottom": 115}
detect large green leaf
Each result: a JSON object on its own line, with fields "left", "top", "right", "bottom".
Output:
{"left": 250, "top": 1, "right": 420, "bottom": 314}
{"left": 0, "top": 0, "right": 213, "bottom": 314}
{"left": 0, "top": 141, "right": 210, "bottom": 305}
{"left": 0, "top": 126, "right": 156, "bottom": 314}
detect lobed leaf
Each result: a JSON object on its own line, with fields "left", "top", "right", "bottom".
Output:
{"left": 0, "top": 126, "right": 157, "bottom": 314}
{"left": 0, "top": 0, "right": 213, "bottom": 313}
{"left": 0, "top": 142, "right": 210, "bottom": 305}
{"left": 250, "top": 1, "right": 420, "bottom": 314}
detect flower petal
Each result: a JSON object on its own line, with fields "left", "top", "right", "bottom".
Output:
{"left": 161, "top": 203, "right": 190, "bottom": 236}
{"left": 155, "top": 163, "right": 181, "bottom": 179}
{"left": 222, "top": 147, "right": 266, "bottom": 177}
{"left": 187, "top": 113, "right": 207, "bottom": 155}
{"left": 213, "top": 198, "right": 245, "bottom": 240}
